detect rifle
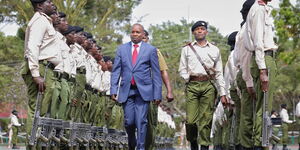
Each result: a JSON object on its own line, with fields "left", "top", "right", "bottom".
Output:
{"left": 91, "top": 126, "right": 108, "bottom": 149}
{"left": 262, "top": 69, "right": 272, "bottom": 147}
{"left": 29, "top": 65, "right": 49, "bottom": 146}
{"left": 229, "top": 108, "right": 236, "bottom": 149}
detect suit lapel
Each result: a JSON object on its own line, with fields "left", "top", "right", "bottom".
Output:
{"left": 133, "top": 42, "right": 145, "bottom": 71}
{"left": 126, "top": 42, "right": 133, "bottom": 70}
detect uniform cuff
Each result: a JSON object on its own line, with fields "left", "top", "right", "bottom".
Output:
{"left": 246, "top": 80, "right": 254, "bottom": 87}
{"left": 31, "top": 70, "right": 40, "bottom": 78}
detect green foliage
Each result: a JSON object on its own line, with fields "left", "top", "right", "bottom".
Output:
{"left": 0, "top": 0, "right": 142, "bottom": 56}
{"left": 0, "top": 32, "right": 24, "bottom": 62}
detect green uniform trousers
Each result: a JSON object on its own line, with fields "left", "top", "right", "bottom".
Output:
{"left": 281, "top": 123, "right": 289, "bottom": 145}
{"left": 109, "top": 103, "right": 124, "bottom": 130}
{"left": 12, "top": 126, "right": 18, "bottom": 145}
{"left": 230, "top": 84, "right": 241, "bottom": 145}
{"left": 213, "top": 123, "right": 223, "bottom": 146}
{"left": 65, "top": 79, "right": 76, "bottom": 121}
{"left": 271, "top": 126, "right": 280, "bottom": 144}
{"left": 105, "top": 97, "right": 115, "bottom": 127}
{"left": 145, "top": 102, "right": 158, "bottom": 150}
{"left": 251, "top": 55, "right": 277, "bottom": 147}
{"left": 72, "top": 73, "right": 86, "bottom": 122}
{"left": 94, "top": 94, "right": 106, "bottom": 127}
{"left": 222, "top": 109, "right": 233, "bottom": 149}
{"left": 21, "top": 61, "right": 56, "bottom": 135}
{"left": 50, "top": 77, "right": 70, "bottom": 119}
{"left": 185, "top": 80, "right": 216, "bottom": 146}
{"left": 237, "top": 70, "right": 254, "bottom": 148}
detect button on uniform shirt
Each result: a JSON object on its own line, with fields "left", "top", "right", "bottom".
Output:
{"left": 53, "top": 31, "right": 70, "bottom": 74}
{"left": 70, "top": 43, "right": 87, "bottom": 69}
{"left": 178, "top": 41, "right": 226, "bottom": 96}
{"left": 101, "top": 71, "right": 111, "bottom": 95}
{"left": 24, "top": 12, "right": 61, "bottom": 77}
{"left": 224, "top": 51, "right": 239, "bottom": 98}
{"left": 243, "top": 1, "right": 278, "bottom": 69}
{"left": 92, "top": 65, "right": 104, "bottom": 91}
{"left": 280, "top": 108, "right": 293, "bottom": 124}
{"left": 85, "top": 54, "right": 98, "bottom": 86}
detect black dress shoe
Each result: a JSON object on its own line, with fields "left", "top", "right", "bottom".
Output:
{"left": 201, "top": 145, "right": 209, "bottom": 150}
{"left": 191, "top": 141, "right": 199, "bottom": 150}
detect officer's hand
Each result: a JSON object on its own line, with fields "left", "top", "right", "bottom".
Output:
{"left": 154, "top": 100, "right": 161, "bottom": 105}
{"left": 111, "top": 94, "right": 117, "bottom": 101}
{"left": 220, "top": 96, "right": 228, "bottom": 107}
{"left": 166, "top": 92, "right": 174, "bottom": 102}
{"left": 21, "top": 123, "right": 24, "bottom": 126}
{"left": 71, "top": 99, "right": 78, "bottom": 106}
{"left": 247, "top": 87, "right": 256, "bottom": 101}
{"left": 33, "top": 76, "right": 45, "bottom": 92}
{"left": 260, "top": 69, "right": 269, "bottom": 92}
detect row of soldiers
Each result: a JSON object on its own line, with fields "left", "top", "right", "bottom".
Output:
{"left": 20, "top": 0, "right": 125, "bottom": 149}
{"left": 20, "top": 0, "right": 177, "bottom": 149}
{"left": 210, "top": 0, "right": 300, "bottom": 150}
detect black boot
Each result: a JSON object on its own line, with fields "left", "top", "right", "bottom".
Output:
{"left": 190, "top": 141, "right": 199, "bottom": 150}
{"left": 254, "top": 146, "right": 263, "bottom": 150}
{"left": 282, "top": 145, "right": 288, "bottom": 150}
{"left": 12, "top": 144, "right": 20, "bottom": 149}
{"left": 201, "top": 145, "right": 209, "bottom": 150}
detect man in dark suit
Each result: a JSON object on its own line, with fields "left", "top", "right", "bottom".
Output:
{"left": 110, "top": 23, "right": 162, "bottom": 150}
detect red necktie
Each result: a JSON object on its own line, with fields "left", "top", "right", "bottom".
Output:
{"left": 131, "top": 44, "right": 139, "bottom": 85}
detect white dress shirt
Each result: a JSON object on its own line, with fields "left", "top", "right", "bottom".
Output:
{"left": 11, "top": 115, "right": 21, "bottom": 127}
{"left": 131, "top": 42, "right": 142, "bottom": 54}
{"left": 280, "top": 108, "right": 293, "bottom": 124}
{"left": 178, "top": 41, "right": 226, "bottom": 96}
{"left": 296, "top": 101, "right": 300, "bottom": 117}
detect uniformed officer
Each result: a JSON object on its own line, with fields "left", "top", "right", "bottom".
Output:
{"left": 21, "top": 0, "right": 57, "bottom": 146}
{"left": 142, "top": 30, "right": 174, "bottom": 150}
{"left": 243, "top": 0, "right": 278, "bottom": 149}
{"left": 178, "top": 21, "right": 228, "bottom": 150}
{"left": 10, "top": 110, "right": 23, "bottom": 149}
{"left": 224, "top": 31, "right": 241, "bottom": 150}
{"left": 280, "top": 104, "right": 295, "bottom": 150}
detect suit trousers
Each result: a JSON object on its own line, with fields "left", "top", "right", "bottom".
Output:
{"left": 122, "top": 88, "right": 150, "bottom": 150}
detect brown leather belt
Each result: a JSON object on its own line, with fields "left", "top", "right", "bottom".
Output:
{"left": 189, "top": 75, "right": 213, "bottom": 82}
{"left": 253, "top": 50, "right": 275, "bottom": 57}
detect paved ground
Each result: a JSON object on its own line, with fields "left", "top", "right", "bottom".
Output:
{"left": 0, "top": 145, "right": 299, "bottom": 150}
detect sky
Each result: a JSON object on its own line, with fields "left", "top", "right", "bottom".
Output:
{"left": 0, "top": 0, "right": 296, "bottom": 39}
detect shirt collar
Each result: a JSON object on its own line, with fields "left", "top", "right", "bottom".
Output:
{"left": 131, "top": 41, "right": 142, "bottom": 48}
{"left": 192, "top": 40, "right": 211, "bottom": 48}
{"left": 39, "top": 12, "right": 53, "bottom": 23}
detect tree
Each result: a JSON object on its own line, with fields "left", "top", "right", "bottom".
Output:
{"left": 0, "top": 0, "right": 142, "bottom": 55}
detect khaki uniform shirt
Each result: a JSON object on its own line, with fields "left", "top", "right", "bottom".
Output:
{"left": 243, "top": 1, "right": 278, "bottom": 69}
{"left": 24, "top": 12, "right": 61, "bottom": 77}
{"left": 157, "top": 49, "right": 168, "bottom": 71}
{"left": 85, "top": 54, "right": 98, "bottom": 86}
{"left": 234, "top": 26, "right": 254, "bottom": 87}
{"left": 92, "top": 65, "right": 104, "bottom": 91}
{"left": 70, "top": 43, "right": 87, "bottom": 69}
{"left": 224, "top": 51, "right": 239, "bottom": 98}
{"left": 178, "top": 41, "right": 226, "bottom": 96}
{"left": 101, "top": 71, "right": 111, "bottom": 94}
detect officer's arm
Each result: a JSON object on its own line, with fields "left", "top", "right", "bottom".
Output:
{"left": 27, "top": 19, "right": 48, "bottom": 78}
